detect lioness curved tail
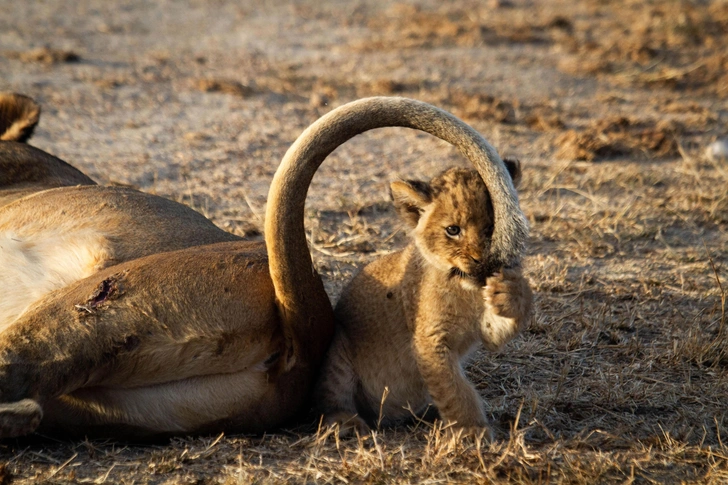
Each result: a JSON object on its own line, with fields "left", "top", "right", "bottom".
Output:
{"left": 0, "top": 94, "right": 526, "bottom": 439}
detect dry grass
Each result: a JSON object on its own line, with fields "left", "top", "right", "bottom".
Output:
{"left": 351, "top": 1, "right": 728, "bottom": 96}
{"left": 4, "top": 129, "right": 727, "bottom": 485}
{"left": 5, "top": 422, "right": 728, "bottom": 484}
{"left": 1, "top": 0, "right": 728, "bottom": 483}
{"left": 554, "top": 0, "right": 728, "bottom": 96}
{"left": 349, "top": 3, "right": 563, "bottom": 51}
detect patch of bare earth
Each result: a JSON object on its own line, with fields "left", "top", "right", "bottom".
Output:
{"left": 1, "top": 0, "right": 728, "bottom": 483}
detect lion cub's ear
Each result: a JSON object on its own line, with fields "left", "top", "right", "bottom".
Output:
{"left": 0, "top": 93, "right": 41, "bottom": 143}
{"left": 503, "top": 157, "right": 522, "bottom": 188}
{"left": 390, "top": 179, "right": 433, "bottom": 228}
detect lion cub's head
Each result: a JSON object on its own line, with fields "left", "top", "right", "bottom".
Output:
{"left": 390, "top": 160, "right": 521, "bottom": 290}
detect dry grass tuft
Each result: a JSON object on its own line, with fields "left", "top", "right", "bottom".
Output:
{"left": 524, "top": 109, "right": 566, "bottom": 132}
{"left": 193, "top": 79, "right": 255, "bottom": 98}
{"left": 354, "top": 3, "right": 488, "bottom": 51}
{"left": 555, "top": 117, "right": 682, "bottom": 161}
{"left": 445, "top": 90, "right": 518, "bottom": 125}
{"left": 4, "top": 47, "right": 80, "bottom": 64}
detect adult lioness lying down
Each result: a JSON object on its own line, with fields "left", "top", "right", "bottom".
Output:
{"left": 0, "top": 93, "right": 527, "bottom": 439}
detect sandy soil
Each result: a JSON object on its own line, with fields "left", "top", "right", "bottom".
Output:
{"left": 1, "top": 0, "right": 728, "bottom": 483}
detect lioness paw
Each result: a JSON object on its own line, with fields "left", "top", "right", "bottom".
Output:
{"left": 0, "top": 399, "right": 43, "bottom": 438}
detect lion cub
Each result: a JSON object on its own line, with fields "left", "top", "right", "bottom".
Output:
{"left": 316, "top": 163, "right": 533, "bottom": 438}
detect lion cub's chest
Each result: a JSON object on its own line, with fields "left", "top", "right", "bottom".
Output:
{"left": 347, "top": 253, "right": 486, "bottom": 416}
{"left": 0, "top": 226, "right": 113, "bottom": 330}
{"left": 412, "top": 266, "right": 485, "bottom": 338}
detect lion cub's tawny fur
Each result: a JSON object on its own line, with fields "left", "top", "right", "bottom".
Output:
{"left": 316, "top": 166, "right": 533, "bottom": 438}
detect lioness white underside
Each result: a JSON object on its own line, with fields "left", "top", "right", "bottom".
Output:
{"left": 0, "top": 225, "right": 112, "bottom": 330}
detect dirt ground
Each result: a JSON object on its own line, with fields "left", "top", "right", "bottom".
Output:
{"left": 1, "top": 0, "right": 728, "bottom": 483}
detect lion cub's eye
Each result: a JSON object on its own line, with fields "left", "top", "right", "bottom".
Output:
{"left": 445, "top": 225, "right": 461, "bottom": 237}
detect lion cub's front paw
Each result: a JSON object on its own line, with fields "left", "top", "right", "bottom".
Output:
{"left": 324, "top": 412, "right": 370, "bottom": 438}
{"left": 0, "top": 399, "right": 43, "bottom": 438}
{"left": 484, "top": 267, "right": 533, "bottom": 322}
{"left": 439, "top": 405, "right": 494, "bottom": 442}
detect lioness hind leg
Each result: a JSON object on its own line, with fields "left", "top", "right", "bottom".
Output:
{"left": 0, "top": 399, "right": 42, "bottom": 438}
{"left": 0, "top": 246, "right": 281, "bottom": 426}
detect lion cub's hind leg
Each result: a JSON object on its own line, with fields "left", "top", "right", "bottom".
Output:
{"left": 315, "top": 335, "right": 370, "bottom": 437}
